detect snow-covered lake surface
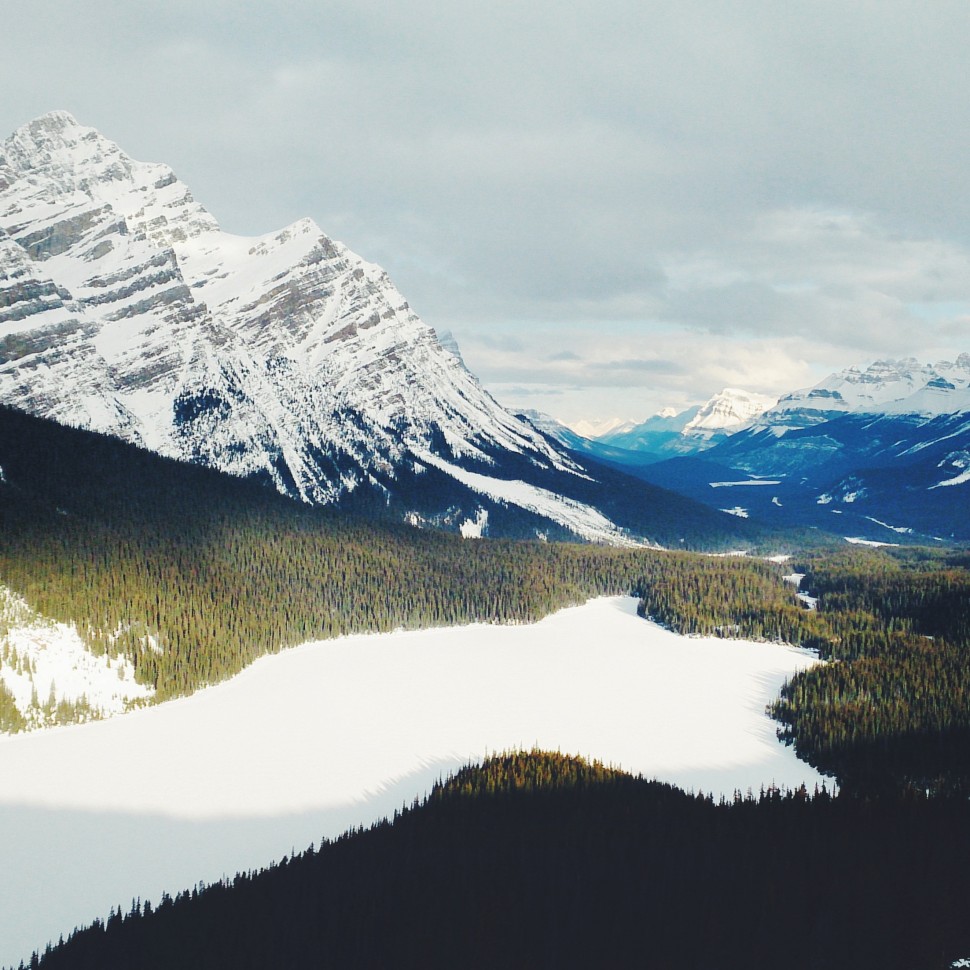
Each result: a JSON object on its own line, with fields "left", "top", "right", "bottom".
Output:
{"left": 0, "top": 597, "right": 825, "bottom": 967}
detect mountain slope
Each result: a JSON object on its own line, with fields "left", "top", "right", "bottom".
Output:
{"left": 0, "top": 111, "right": 691, "bottom": 543}
{"left": 636, "top": 357, "right": 970, "bottom": 542}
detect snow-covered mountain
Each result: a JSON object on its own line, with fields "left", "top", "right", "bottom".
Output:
{"left": 589, "top": 388, "right": 775, "bottom": 460}
{"left": 749, "top": 357, "right": 970, "bottom": 433}
{"left": 0, "top": 111, "right": 730, "bottom": 545}
{"left": 682, "top": 388, "right": 777, "bottom": 439}
{"left": 517, "top": 408, "right": 670, "bottom": 472}
{"left": 596, "top": 406, "right": 698, "bottom": 454}
{"left": 567, "top": 416, "right": 635, "bottom": 440}
{"left": 636, "top": 357, "right": 970, "bottom": 542}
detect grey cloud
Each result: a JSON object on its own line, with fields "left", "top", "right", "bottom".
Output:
{"left": 497, "top": 385, "right": 566, "bottom": 398}
{"left": 546, "top": 351, "right": 583, "bottom": 362}
{"left": 472, "top": 333, "right": 527, "bottom": 353}
{"left": 598, "top": 359, "right": 687, "bottom": 375}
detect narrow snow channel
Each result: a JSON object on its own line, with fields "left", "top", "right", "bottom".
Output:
{"left": 0, "top": 597, "right": 824, "bottom": 967}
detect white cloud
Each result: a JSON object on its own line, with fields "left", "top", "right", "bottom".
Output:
{"left": 464, "top": 324, "right": 826, "bottom": 423}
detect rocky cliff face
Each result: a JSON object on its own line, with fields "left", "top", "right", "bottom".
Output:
{"left": 0, "top": 112, "right": 598, "bottom": 520}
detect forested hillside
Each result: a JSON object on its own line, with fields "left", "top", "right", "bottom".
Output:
{"left": 0, "top": 406, "right": 783, "bottom": 714}
{"left": 23, "top": 751, "right": 970, "bottom": 970}
{"left": 769, "top": 547, "right": 970, "bottom": 794}
{"left": 634, "top": 546, "right": 970, "bottom": 794}
{"left": 3, "top": 406, "right": 970, "bottom": 797}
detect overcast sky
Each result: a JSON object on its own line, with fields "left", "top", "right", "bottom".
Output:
{"left": 4, "top": 1, "right": 969, "bottom": 423}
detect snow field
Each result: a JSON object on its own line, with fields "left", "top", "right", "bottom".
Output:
{"left": 0, "top": 597, "right": 825, "bottom": 967}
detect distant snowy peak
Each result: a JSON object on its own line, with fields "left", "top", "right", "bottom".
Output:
{"left": 587, "top": 389, "right": 773, "bottom": 459}
{"left": 1, "top": 112, "right": 618, "bottom": 538}
{"left": 568, "top": 416, "right": 634, "bottom": 439}
{"left": 434, "top": 329, "right": 464, "bottom": 362}
{"left": 810, "top": 358, "right": 944, "bottom": 412}
{"left": 756, "top": 356, "right": 970, "bottom": 431}
{"left": 682, "top": 388, "right": 777, "bottom": 437}
{"left": 593, "top": 408, "right": 695, "bottom": 452}
{"left": 518, "top": 409, "right": 576, "bottom": 444}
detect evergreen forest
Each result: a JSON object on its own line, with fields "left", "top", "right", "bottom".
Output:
{"left": 0, "top": 406, "right": 766, "bottom": 704}
{"left": 635, "top": 547, "right": 970, "bottom": 793}
{"left": 21, "top": 751, "right": 970, "bottom": 970}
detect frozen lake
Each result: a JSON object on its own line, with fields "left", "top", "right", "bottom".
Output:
{"left": 0, "top": 596, "right": 825, "bottom": 967}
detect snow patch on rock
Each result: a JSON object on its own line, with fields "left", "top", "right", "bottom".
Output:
{"left": 459, "top": 508, "right": 489, "bottom": 538}
{"left": 419, "top": 452, "right": 640, "bottom": 546}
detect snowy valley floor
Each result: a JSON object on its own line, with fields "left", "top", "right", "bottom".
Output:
{"left": 0, "top": 597, "right": 825, "bottom": 967}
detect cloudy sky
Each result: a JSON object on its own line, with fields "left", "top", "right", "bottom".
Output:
{"left": 4, "top": 1, "right": 969, "bottom": 423}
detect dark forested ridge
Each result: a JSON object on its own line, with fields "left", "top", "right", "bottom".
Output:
{"left": 23, "top": 751, "right": 970, "bottom": 970}
{"left": 769, "top": 547, "right": 970, "bottom": 794}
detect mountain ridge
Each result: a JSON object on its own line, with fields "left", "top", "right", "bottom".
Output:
{"left": 0, "top": 111, "right": 699, "bottom": 544}
{"left": 627, "top": 357, "right": 970, "bottom": 542}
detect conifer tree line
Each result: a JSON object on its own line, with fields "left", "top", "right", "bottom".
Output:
{"left": 769, "top": 547, "right": 970, "bottom": 793}
{"left": 633, "top": 544, "right": 970, "bottom": 792}
{"left": 22, "top": 751, "right": 970, "bottom": 970}
{"left": 0, "top": 473, "right": 795, "bottom": 703}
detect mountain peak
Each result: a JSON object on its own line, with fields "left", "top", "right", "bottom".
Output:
{"left": 24, "top": 109, "right": 81, "bottom": 132}
{"left": 568, "top": 416, "right": 635, "bottom": 439}
{"left": 749, "top": 353, "right": 970, "bottom": 432}
{"left": 950, "top": 352, "right": 970, "bottom": 374}
{"left": 6, "top": 110, "right": 95, "bottom": 161}
{"left": 682, "top": 388, "right": 777, "bottom": 436}
{"left": 0, "top": 115, "right": 653, "bottom": 543}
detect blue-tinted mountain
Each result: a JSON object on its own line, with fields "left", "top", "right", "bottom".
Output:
{"left": 635, "top": 358, "right": 970, "bottom": 543}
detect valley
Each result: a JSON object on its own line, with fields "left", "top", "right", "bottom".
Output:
{"left": 0, "top": 596, "right": 825, "bottom": 968}
{"left": 558, "top": 358, "right": 970, "bottom": 544}
{"left": 3, "top": 408, "right": 970, "bottom": 965}
{"left": 1, "top": 107, "right": 969, "bottom": 969}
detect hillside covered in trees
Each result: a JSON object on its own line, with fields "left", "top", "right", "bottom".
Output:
{"left": 0, "top": 405, "right": 784, "bottom": 713}
{"left": 21, "top": 751, "right": 970, "bottom": 970}
{"left": 634, "top": 546, "right": 970, "bottom": 794}
{"left": 769, "top": 547, "right": 970, "bottom": 794}
{"left": 3, "top": 407, "right": 970, "bottom": 796}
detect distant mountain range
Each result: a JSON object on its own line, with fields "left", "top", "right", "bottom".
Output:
{"left": 570, "top": 387, "right": 777, "bottom": 458}
{"left": 553, "top": 358, "right": 970, "bottom": 543}
{"left": 0, "top": 112, "right": 750, "bottom": 548}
